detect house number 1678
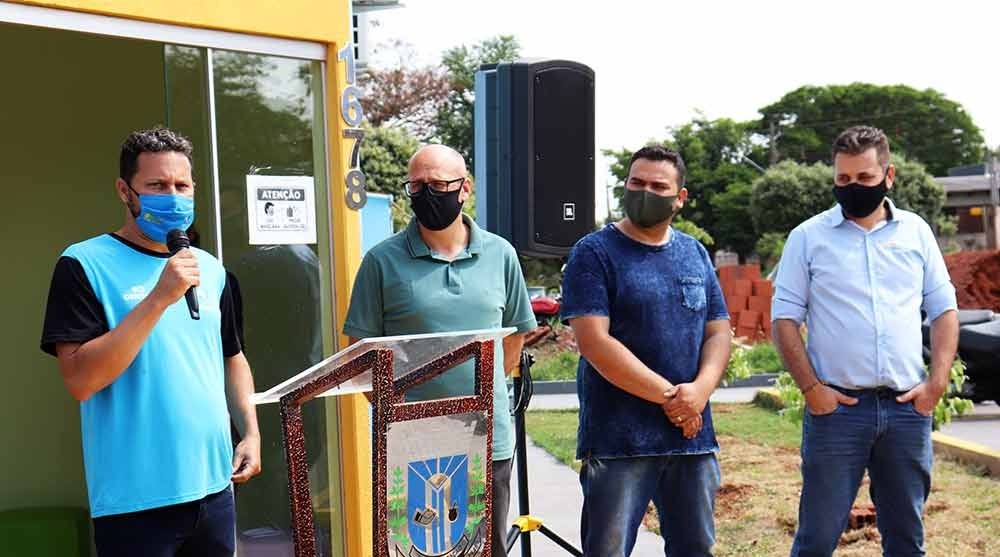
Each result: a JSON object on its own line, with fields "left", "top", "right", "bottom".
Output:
{"left": 338, "top": 43, "right": 367, "bottom": 210}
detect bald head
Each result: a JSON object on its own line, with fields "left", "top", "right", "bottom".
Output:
{"left": 408, "top": 144, "right": 467, "bottom": 179}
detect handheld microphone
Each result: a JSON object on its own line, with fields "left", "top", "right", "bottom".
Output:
{"left": 166, "top": 229, "right": 200, "bottom": 320}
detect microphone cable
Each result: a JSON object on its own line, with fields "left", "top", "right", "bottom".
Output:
{"left": 511, "top": 350, "right": 534, "bottom": 417}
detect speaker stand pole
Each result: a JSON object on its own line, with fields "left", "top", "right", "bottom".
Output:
{"left": 504, "top": 351, "right": 582, "bottom": 557}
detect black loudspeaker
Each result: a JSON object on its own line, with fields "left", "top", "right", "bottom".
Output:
{"left": 478, "top": 59, "right": 595, "bottom": 258}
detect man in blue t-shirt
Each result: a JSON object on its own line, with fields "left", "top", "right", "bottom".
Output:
{"left": 40, "top": 128, "right": 261, "bottom": 557}
{"left": 561, "top": 145, "right": 732, "bottom": 556}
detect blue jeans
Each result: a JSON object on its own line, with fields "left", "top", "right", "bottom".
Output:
{"left": 93, "top": 485, "right": 235, "bottom": 557}
{"left": 791, "top": 387, "right": 933, "bottom": 557}
{"left": 580, "top": 453, "right": 720, "bottom": 557}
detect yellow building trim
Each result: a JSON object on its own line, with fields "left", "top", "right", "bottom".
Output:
{"left": 326, "top": 41, "right": 373, "bottom": 557}
{"left": 5, "top": 2, "right": 372, "bottom": 552}
{"left": 9, "top": 0, "right": 349, "bottom": 44}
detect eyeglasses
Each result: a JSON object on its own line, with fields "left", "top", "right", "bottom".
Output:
{"left": 402, "top": 177, "right": 465, "bottom": 196}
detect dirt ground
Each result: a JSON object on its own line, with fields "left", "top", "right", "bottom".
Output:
{"left": 525, "top": 324, "right": 576, "bottom": 360}
{"left": 527, "top": 405, "right": 999, "bottom": 556}
{"left": 639, "top": 435, "right": 998, "bottom": 556}
{"left": 642, "top": 407, "right": 1000, "bottom": 556}
{"left": 944, "top": 250, "right": 1000, "bottom": 312}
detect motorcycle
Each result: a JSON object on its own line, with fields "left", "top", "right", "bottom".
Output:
{"left": 922, "top": 309, "right": 1000, "bottom": 405}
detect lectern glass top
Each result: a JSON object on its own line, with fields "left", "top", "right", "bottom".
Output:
{"left": 251, "top": 327, "right": 515, "bottom": 404}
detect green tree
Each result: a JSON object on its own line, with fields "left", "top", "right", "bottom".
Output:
{"left": 888, "top": 154, "right": 949, "bottom": 233}
{"left": 755, "top": 232, "right": 786, "bottom": 274}
{"left": 758, "top": 83, "right": 986, "bottom": 176}
{"left": 520, "top": 255, "right": 562, "bottom": 290}
{"left": 437, "top": 35, "right": 521, "bottom": 172}
{"left": 709, "top": 181, "right": 756, "bottom": 257}
{"left": 603, "top": 117, "right": 762, "bottom": 254}
{"left": 749, "top": 155, "right": 948, "bottom": 240}
{"left": 359, "top": 124, "right": 420, "bottom": 231}
{"left": 749, "top": 161, "right": 833, "bottom": 236}
{"left": 667, "top": 118, "right": 763, "bottom": 235}
{"left": 360, "top": 124, "right": 420, "bottom": 194}
{"left": 673, "top": 218, "right": 714, "bottom": 247}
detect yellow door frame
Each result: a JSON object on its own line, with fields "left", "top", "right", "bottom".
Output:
{"left": 4, "top": 2, "right": 373, "bottom": 556}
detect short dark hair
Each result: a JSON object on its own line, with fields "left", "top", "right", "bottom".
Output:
{"left": 119, "top": 127, "right": 194, "bottom": 184}
{"left": 831, "top": 125, "right": 890, "bottom": 167}
{"left": 627, "top": 144, "right": 686, "bottom": 187}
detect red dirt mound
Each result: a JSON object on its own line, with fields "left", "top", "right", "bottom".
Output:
{"left": 944, "top": 250, "right": 1000, "bottom": 312}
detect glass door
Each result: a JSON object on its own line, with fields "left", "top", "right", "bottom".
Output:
{"left": 165, "top": 46, "right": 344, "bottom": 557}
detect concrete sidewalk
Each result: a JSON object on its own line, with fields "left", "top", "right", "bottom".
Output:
{"left": 503, "top": 388, "right": 757, "bottom": 556}
{"left": 940, "top": 401, "right": 1000, "bottom": 451}
{"left": 505, "top": 436, "right": 666, "bottom": 557}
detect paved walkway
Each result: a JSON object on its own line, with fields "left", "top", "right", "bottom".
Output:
{"left": 504, "top": 387, "right": 756, "bottom": 556}
{"left": 505, "top": 436, "right": 665, "bottom": 557}
{"left": 941, "top": 401, "right": 1000, "bottom": 450}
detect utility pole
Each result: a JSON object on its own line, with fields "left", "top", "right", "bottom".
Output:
{"left": 768, "top": 119, "right": 779, "bottom": 165}
{"left": 987, "top": 155, "right": 1000, "bottom": 250}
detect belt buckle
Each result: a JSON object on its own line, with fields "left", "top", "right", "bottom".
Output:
{"left": 872, "top": 386, "right": 894, "bottom": 398}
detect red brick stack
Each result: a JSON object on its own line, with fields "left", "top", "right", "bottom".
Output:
{"left": 717, "top": 264, "right": 773, "bottom": 343}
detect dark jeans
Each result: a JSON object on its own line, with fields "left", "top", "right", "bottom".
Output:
{"left": 93, "top": 486, "right": 235, "bottom": 557}
{"left": 790, "top": 387, "right": 933, "bottom": 557}
{"left": 580, "top": 453, "right": 720, "bottom": 557}
{"left": 492, "top": 458, "right": 513, "bottom": 553}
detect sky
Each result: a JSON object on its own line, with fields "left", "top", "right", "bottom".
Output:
{"left": 361, "top": 0, "right": 999, "bottom": 218}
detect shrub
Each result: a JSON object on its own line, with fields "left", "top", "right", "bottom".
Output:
{"left": 774, "top": 359, "right": 973, "bottom": 430}
{"left": 747, "top": 342, "right": 784, "bottom": 375}
{"left": 724, "top": 340, "right": 753, "bottom": 386}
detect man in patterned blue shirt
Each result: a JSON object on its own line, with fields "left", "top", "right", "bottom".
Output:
{"left": 772, "top": 126, "right": 959, "bottom": 557}
{"left": 561, "top": 145, "right": 732, "bottom": 556}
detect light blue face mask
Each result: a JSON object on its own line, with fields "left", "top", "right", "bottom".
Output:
{"left": 128, "top": 185, "right": 195, "bottom": 243}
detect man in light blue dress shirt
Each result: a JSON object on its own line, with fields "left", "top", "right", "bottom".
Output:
{"left": 772, "top": 126, "right": 959, "bottom": 557}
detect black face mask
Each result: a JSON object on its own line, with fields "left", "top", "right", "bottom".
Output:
{"left": 833, "top": 173, "right": 888, "bottom": 218}
{"left": 410, "top": 188, "right": 464, "bottom": 231}
{"left": 623, "top": 188, "right": 678, "bottom": 228}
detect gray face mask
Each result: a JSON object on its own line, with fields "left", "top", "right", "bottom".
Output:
{"left": 623, "top": 188, "right": 678, "bottom": 228}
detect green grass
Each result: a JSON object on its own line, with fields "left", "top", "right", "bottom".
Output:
{"left": 523, "top": 409, "right": 580, "bottom": 470}
{"left": 711, "top": 403, "right": 801, "bottom": 447}
{"left": 525, "top": 403, "right": 1000, "bottom": 556}
{"left": 529, "top": 344, "right": 780, "bottom": 382}
{"left": 525, "top": 404, "right": 802, "bottom": 459}
{"left": 529, "top": 351, "right": 579, "bottom": 382}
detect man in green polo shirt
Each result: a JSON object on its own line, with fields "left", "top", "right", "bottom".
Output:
{"left": 344, "top": 144, "right": 536, "bottom": 552}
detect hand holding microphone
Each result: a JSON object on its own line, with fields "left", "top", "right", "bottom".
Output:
{"left": 153, "top": 229, "right": 201, "bottom": 320}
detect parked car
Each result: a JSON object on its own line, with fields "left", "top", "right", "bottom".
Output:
{"left": 527, "top": 285, "right": 561, "bottom": 327}
{"left": 527, "top": 286, "right": 547, "bottom": 300}
{"left": 922, "top": 309, "right": 1000, "bottom": 405}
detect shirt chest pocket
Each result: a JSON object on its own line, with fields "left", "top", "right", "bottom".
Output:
{"left": 678, "top": 276, "right": 706, "bottom": 312}
{"left": 878, "top": 242, "right": 925, "bottom": 292}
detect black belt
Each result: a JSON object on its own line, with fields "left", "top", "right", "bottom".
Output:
{"left": 828, "top": 385, "right": 908, "bottom": 398}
